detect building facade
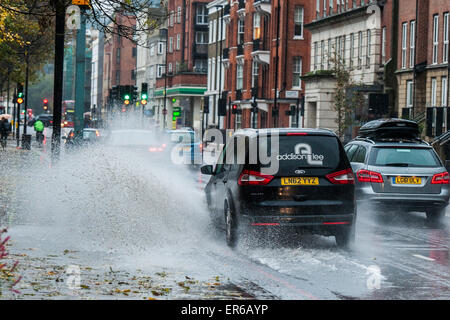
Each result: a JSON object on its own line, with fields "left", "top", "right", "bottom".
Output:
{"left": 395, "top": 0, "right": 449, "bottom": 139}
{"left": 102, "top": 12, "right": 137, "bottom": 112}
{"left": 303, "top": 0, "right": 397, "bottom": 140}
{"left": 220, "top": 0, "right": 314, "bottom": 130}
{"left": 90, "top": 30, "right": 104, "bottom": 121}
{"left": 154, "top": 0, "right": 209, "bottom": 132}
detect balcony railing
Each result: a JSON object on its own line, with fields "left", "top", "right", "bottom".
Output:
{"left": 238, "top": 0, "right": 245, "bottom": 10}
{"left": 194, "top": 44, "right": 208, "bottom": 55}
{"left": 252, "top": 39, "right": 269, "bottom": 52}
{"left": 223, "top": 4, "right": 230, "bottom": 16}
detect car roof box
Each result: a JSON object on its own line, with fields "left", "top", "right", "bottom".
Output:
{"left": 358, "top": 118, "right": 419, "bottom": 139}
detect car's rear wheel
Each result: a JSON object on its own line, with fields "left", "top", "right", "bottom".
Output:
{"left": 225, "top": 201, "right": 237, "bottom": 248}
{"left": 426, "top": 208, "right": 446, "bottom": 222}
{"left": 335, "top": 225, "right": 355, "bottom": 248}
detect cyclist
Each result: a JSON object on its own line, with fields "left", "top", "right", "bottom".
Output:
{"left": 0, "top": 118, "right": 10, "bottom": 150}
{"left": 34, "top": 119, "right": 45, "bottom": 147}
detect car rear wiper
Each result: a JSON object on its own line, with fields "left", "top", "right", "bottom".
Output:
{"left": 385, "top": 163, "right": 410, "bottom": 167}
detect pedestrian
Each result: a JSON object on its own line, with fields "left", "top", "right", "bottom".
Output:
{"left": 0, "top": 118, "right": 11, "bottom": 150}
{"left": 34, "top": 119, "right": 45, "bottom": 147}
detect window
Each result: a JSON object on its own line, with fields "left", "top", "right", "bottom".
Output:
{"left": 350, "top": 33, "right": 354, "bottom": 67}
{"left": 366, "top": 30, "right": 371, "bottom": 68}
{"left": 131, "top": 69, "right": 136, "bottom": 80}
{"left": 212, "top": 19, "right": 217, "bottom": 43}
{"left": 169, "top": 37, "right": 173, "bottom": 52}
{"left": 433, "top": 15, "right": 439, "bottom": 64}
{"left": 196, "top": 3, "right": 208, "bottom": 25}
{"left": 401, "top": 23, "right": 407, "bottom": 68}
{"left": 323, "top": 0, "right": 327, "bottom": 17}
{"left": 409, "top": 21, "right": 415, "bottom": 68}
{"left": 221, "top": 17, "right": 226, "bottom": 40}
{"left": 252, "top": 60, "right": 259, "bottom": 88}
{"left": 442, "top": 77, "right": 448, "bottom": 106}
{"left": 294, "top": 6, "right": 304, "bottom": 38}
{"left": 238, "top": 17, "right": 244, "bottom": 44}
{"left": 381, "top": 27, "right": 386, "bottom": 64}
{"left": 196, "top": 31, "right": 208, "bottom": 44}
{"left": 313, "top": 42, "right": 318, "bottom": 70}
{"left": 168, "top": 63, "right": 172, "bottom": 73}
{"left": 207, "top": 59, "right": 212, "bottom": 90}
{"left": 177, "top": 6, "right": 181, "bottom": 23}
{"left": 115, "top": 70, "right": 120, "bottom": 84}
{"left": 444, "top": 13, "right": 449, "bottom": 63}
{"left": 236, "top": 64, "right": 243, "bottom": 90}
{"left": 316, "top": 0, "right": 320, "bottom": 18}
{"left": 293, "top": 57, "right": 302, "bottom": 88}
{"left": 157, "top": 42, "right": 164, "bottom": 55}
{"left": 321, "top": 40, "right": 325, "bottom": 69}
{"left": 194, "top": 59, "right": 207, "bottom": 73}
{"left": 340, "top": 35, "right": 345, "bottom": 65}
{"left": 157, "top": 65, "right": 165, "bottom": 78}
{"left": 406, "top": 80, "right": 414, "bottom": 108}
{"left": 431, "top": 77, "right": 437, "bottom": 106}
{"left": 253, "top": 12, "right": 261, "bottom": 40}
{"left": 176, "top": 34, "right": 180, "bottom": 50}
{"left": 149, "top": 65, "right": 155, "bottom": 79}
{"left": 150, "top": 43, "right": 155, "bottom": 56}
{"left": 358, "top": 31, "right": 363, "bottom": 67}
{"left": 132, "top": 47, "right": 137, "bottom": 57}
{"left": 327, "top": 38, "right": 332, "bottom": 69}
{"left": 235, "top": 112, "right": 242, "bottom": 129}
{"left": 353, "top": 146, "right": 367, "bottom": 163}
{"left": 116, "top": 47, "right": 120, "bottom": 64}
{"left": 170, "top": 11, "right": 174, "bottom": 27}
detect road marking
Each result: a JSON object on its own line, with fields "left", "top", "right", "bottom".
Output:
{"left": 412, "top": 254, "right": 435, "bottom": 262}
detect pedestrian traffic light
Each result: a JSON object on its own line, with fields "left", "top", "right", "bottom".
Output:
{"left": 172, "top": 107, "right": 181, "bottom": 121}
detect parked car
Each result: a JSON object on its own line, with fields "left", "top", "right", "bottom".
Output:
{"left": 201, "top": 128, "right": 356, "bottom": 248}
{"left": 345, "top": 118, "right": 449, "bottom": 222}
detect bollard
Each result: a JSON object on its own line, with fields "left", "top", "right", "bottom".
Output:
{"left": 22, "top": 134, "right": 31, "bottom": 150}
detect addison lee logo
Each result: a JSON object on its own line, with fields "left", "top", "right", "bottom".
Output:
{"left": 276, "top": 143, "right": 324, "bottom": 166}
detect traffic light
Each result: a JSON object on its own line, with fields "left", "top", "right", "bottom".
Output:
{"left": 232, "top": 104, "right": 238, "bottom": 114}
{"left": 111, "top": 86, "right": 119, "bottom": 102}
{"left": 122, "top": 85, "right": 131, "bottom": 105}
{"left": 43, "top": 98, "right": 48, "bottom": 111}
{"left": 203, "top": 98, "right": 209, "bottom": 114}
{"left": 172, "top": 107, "right": 181, "bottom": 121}
{"left": 132, "top": 86, "right": 138, "bottom": 102}
{"left": 17, "top": 83, "right": 24, "bottom": 104}
{"left": 141, "top": 83, "right": 148, "bottom": 105}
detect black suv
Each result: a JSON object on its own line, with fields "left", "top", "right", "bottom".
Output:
{"left": 201, "top": 128, "right": 356, "bottom": 248}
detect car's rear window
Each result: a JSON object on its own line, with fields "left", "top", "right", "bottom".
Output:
{"left": 369, "top": 147, "right": 441, "bottom": 167}
{"left": 254, "top": 135, "right": 341, "bottom": 170}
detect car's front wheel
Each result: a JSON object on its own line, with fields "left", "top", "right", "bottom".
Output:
{"left": 426, "top": 208, "right": 446, "bottom": 222}
{"left": 335, "top": 225, "right": 355, "bottom": 248}
{"left": 225, "top": 200, "right": 237, "bottom": 248}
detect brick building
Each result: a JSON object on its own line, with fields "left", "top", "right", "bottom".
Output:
{"left": 154, "top": 0, "right": 209, "bottom": 132}
{"left": 303, "top": 0, "right": 397, "bottom": 140}
{"left": 395, "top": 0, "right": 449, "bottom": 139}
{"left": 102, "top": 12, "right": 137, "bottom": 112}
{"left": 220, "top": 0, "right": 314, "bottom": 130}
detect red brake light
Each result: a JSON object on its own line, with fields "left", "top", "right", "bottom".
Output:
{"left": 199, "top": 143, "right": 203, "bottom": 151}
{"left": 326, "top": 168, "right": 355, "bottom": 185}
{"left": 357, "top": 169, "right": 384, "bottom": 183}
{"left": 238, "top": 170, "right": 274, "bottom": 186}
{"left": 286, "top": 132, "right": 308, "bottom": 136}
{"left": 431, "top": 172, "right": 450, "bottom": 184}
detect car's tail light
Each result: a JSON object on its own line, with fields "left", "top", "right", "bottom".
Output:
{"left": 356, "top": 169, "right": 384, "bottom": 183}
{"left": 199, "top": 143, "right": 203, "bottom": 151}
{"left": 95, "top": 130, "right": 100, "bottom": 137}
{"left": 238, "top": 170, "right": 274, "bottom": 186}
{"left": 431, "top": 172, "right": 450, "bottom": 184}
{"left": 326, "top": 168, "right": 355, "bottom": 185}
{"left": 286, "top": 132, "right": 308, "bottom": 136}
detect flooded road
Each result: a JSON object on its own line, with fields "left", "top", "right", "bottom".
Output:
{"left": 1, "top": 135, "right": 449, "bottom": 300}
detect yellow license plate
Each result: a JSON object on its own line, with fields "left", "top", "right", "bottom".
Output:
{"left": 394, "top": 176, "right": 421, "bottom": 184}
{"left": 281, "top": 177, "right": 319, "bottom": 185}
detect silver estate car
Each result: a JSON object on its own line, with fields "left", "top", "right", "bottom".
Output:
{"left": 345, "top": 138, "right": 449, "bottom": 221}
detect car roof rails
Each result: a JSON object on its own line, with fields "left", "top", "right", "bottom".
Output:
{"left": 353, "top": 136, "right": 376, "bottom": 144}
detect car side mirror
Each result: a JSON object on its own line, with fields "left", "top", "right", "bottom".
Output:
{"left": 200, "top": 165, "right": 214, "bottom": 175}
